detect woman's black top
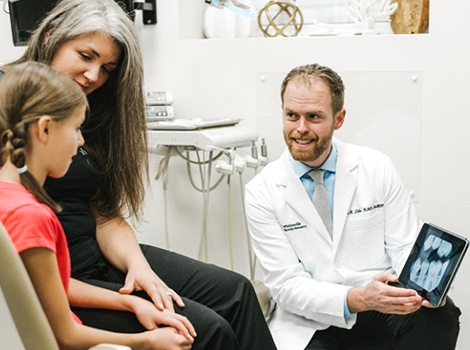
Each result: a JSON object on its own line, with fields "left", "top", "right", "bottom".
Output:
{"left": 44, "top": 147, "right": 103, "bottom": 276}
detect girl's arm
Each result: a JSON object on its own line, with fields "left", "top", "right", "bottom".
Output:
{"left": 20, "top": 248, "right": 193, "bottom": 350}
{"left": 68, "top": 278, "right": 195, "bottom": 337}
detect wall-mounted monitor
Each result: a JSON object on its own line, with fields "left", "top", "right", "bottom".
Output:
{"left": 7, "top": 0, "right": 152, "bottom": 47}
{"left": 8, "top": 0, "right": 58, "bottom": 46}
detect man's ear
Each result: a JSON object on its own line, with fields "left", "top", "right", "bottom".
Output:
{"left": 35, "top": 116, "right": 53, "bottom": 143}
{"left": 334, "top": 108, "right": 346, "bottom": 130}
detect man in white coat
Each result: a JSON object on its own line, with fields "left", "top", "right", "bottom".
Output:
{"left": 245, "top": 64, "right": 461, "bottom": 350}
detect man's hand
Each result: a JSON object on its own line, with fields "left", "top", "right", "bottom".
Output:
{"left": 421, "top": 297, "right": 446, "bottom": 308}
{"left": 347, "top": 272, "right": 423, "bottom": 314}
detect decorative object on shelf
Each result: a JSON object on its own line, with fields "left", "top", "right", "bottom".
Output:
{"left": 390, "top": 0, "right": 429, "bottom": 34}
{"left": 345, "top": 0, "right": 398, "bottom": 34}
{"left": 257, "top": 1, "right": 304, "bottom": 37}
{"left": 205, "top": 0, "right": 255, "bottom": 18}
{"left": 204, "top": 0, "right": 255, "bottom": 38}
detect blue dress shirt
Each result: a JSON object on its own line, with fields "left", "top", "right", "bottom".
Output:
{"left": 287, "top": 141, "right": 353, "bottom": 320}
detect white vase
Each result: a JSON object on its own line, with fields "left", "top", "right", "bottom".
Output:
{"left": 203, "top": 2, "right": 255, "bottom": 39}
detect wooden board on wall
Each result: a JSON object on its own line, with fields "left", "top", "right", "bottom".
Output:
{"left": 391, "top": 0, "right": 430, "bottom": 34}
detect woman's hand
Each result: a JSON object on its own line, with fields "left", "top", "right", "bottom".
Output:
{"left": 95, "top": 216, "right": 185, "bottom": 312}
{"left": 119, "top": 262, "right": 185, "bottom": 312}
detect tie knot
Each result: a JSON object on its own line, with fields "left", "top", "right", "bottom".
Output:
{"left": 308, "top": 170, "right": 325, "bottom": 185}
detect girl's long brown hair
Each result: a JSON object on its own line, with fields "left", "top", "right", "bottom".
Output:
{"left": 0, "top": 62, "right": 87, "bottom": 212}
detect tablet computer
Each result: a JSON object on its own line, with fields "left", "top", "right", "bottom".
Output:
{"left": 397, "top": 223, "right": 468, "bottom": 306}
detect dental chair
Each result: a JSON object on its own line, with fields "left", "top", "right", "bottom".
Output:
{"left": 0, "top": 221, "right": 130, "bottom": 350}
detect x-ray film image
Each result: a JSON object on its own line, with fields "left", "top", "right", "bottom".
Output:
{"left": 399, "top": 223, "right": 468, "bottom": 306}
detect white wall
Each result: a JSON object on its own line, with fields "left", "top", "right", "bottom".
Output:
{"left": 1, "top": 1, "right": 469, "bottom": 348}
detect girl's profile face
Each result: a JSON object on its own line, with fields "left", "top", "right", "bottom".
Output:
{"left": 50, "top": 32, "right": 121, "bottom": 95}
{"left": 46, "top": 105, "right": 86, "bottom": 178}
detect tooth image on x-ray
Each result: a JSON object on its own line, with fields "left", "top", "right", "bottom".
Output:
{"left": 410, "top": 235, "right": 453, "bottom": 291}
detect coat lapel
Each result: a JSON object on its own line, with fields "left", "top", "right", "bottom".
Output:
{"left": 280, "top": 152, "right": 333, "bottom": 243}
{"left": 332, "top": 140, "right": 359, "bottom": 251}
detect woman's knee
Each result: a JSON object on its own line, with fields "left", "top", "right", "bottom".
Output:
{"left": 206, "top": 265, "right": 253, "bottom": 294}
{"left": 204, "top": 313, "right": 238, "bottom": 343}
{"left": 177, "top": 300, "right": 239, "bottom": 349}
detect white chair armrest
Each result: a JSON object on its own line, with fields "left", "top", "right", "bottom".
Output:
{"left": 89, "top": 344, "right": 131, "bottom": 350}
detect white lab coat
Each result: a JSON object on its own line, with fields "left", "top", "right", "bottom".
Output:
{"left": 245, "top": 139, "right": 421, "bottom": 350}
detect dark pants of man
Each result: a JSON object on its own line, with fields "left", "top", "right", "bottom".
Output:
{"left": 305, "top": 297, "right": 461, "bottom": 350}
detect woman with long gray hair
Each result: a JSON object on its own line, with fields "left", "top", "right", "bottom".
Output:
{"left": 3, "top": 1, "right": 276, "bottom": 349}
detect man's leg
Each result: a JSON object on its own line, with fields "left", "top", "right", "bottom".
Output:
{"left": 305, "top": 312, "right": 397, "bottom": 350}
{"left": 305, "top": 297, "right": 460, "bottom": 350}
{"left": 388, "top": 297, "right": 461, "bottom": 350}
{"left": 305, "top": 326, "right": 351, "bottom": 350}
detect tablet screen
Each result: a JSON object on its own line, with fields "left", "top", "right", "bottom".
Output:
{"left": 398, "top": 223, "right": 468, "bottom": 306}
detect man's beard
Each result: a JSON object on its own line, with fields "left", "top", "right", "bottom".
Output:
{"left": 284, "top": 129, "right": 333, "bottom": 164}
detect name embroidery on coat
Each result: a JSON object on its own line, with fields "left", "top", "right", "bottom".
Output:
{"left": 283, "top": 222, "right": 307, "bottom": 232}
{"left": 347, "top": 203, "right": 384, "bottom": 216}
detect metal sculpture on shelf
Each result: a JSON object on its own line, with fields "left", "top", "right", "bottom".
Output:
{"left": 257, "top": 1, "right": 304, "bottom": 37}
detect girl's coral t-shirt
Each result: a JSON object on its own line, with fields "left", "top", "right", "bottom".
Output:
{"left": 0, "top": 181, "right": 82, "bottom": 324}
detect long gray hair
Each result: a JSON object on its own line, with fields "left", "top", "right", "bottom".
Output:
{"left": 10, "top": 0, "right": 148, "bottom": 220}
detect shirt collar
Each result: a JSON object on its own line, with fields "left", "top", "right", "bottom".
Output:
{"left": 288, "top": 141, "right": 337, "bottom": 178}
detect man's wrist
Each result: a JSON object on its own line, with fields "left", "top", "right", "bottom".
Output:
{"left": 347, "top": 286, "right": 365, "bottom": 313}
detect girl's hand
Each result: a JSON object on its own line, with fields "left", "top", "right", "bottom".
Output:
{"left": 128, "top": 295, "right": 196, "bottom": 341}
{"left": 143, "top": 327, "right": 193, "bottom": 350}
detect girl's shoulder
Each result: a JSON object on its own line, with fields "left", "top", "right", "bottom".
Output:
{"left": 1, "top": 183, "right": 63, "bottom": 253}
{"left": 1, "top": 181, "right": 58, "bottom": 228}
